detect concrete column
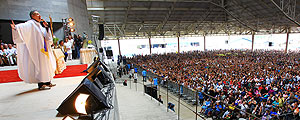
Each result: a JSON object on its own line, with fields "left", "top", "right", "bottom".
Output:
{"left": 251, "top": 31, "right": 255, "bottom": 51}
{"left": 149, "top": 37, "right": 152, "bottom": 54}
{"left": 118, "top": 38, "right": 121, "bottom": 56}
{"left": 203, "top": 35, "right": 206, "bottom": 51}
{"left": 285, "top": 28, "right": 290, "bottom": 53}
{"left": 177, "top": 35, "right": 180, "bottom": 53}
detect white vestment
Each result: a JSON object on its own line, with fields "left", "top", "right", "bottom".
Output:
{"left": 12, "top": 19, "right": 56, "bottom": 83}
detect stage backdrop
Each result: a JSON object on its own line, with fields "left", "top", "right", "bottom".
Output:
{"left": 0, "top": 0, "right": 91, "bottom": 43}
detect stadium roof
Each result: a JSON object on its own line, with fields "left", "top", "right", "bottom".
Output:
{"left": 87, "top": 0, "right": 300, "bottom": 39}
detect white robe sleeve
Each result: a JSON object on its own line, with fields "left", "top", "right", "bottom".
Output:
{"left": 12, "top": 27, "right": 24, "bottom": 44}
{"left": 12, "top": 22, "right": 33, "bottom": 44}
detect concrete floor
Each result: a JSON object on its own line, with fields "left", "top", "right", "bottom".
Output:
{"left": 116, "top": 74, "right": 210, "bottom": 120}
{"left": 116, "top": 84, "right": 177, "bottom": 120}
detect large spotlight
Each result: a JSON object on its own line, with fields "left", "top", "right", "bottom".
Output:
{"left": 75, "top": 93, "right": 90, "bottom": 114}
{"left": 68, "top": 17, "right": 73, "bottom": 22}
{"left": 68, "top": 21, "right": 75, "bottom": 27}
{"left": 94, "top": 66, "right": 113, "bottom": 86}
{"left": 70, "top": 28, "right": 75, "bottom": 32}
{"left": 99, "top": 60, "right": 110, "bottom": 72}
{"left": 86, "top": 57, "right": 100, "bottom": 73}
{"left": 85, "top": 66, "right": 104, "bottom": 89}
{"left": 57, "top": 78, "right": 110, "bottom": 115}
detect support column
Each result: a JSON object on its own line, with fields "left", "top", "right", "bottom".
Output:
{"left": 203, "top": 35, "right": 206, "bottom": 51}
{"left": 149, "top": 37, "right": 152, "bottom": 54}
{"left": 117, "top": 38, "right": 121, "bottom": 56}
{"left": 251, "top": 31, "right": 255, "bottom": 51}
{"left": 285, "top": 27, "right": 290, "bottom": 53}
{"left": 177, "top": 34, "right": 180, "bottom": 53}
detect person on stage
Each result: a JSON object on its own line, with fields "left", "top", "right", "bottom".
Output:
{"left": 10, "top": 10, "right": 56, "bottom": 90}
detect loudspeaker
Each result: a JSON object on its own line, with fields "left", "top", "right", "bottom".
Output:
{"left": 57, "top": 78, "right": 110, "bottom": 115}
{"left": 106, "top": 50, "right": 113, "bottom": 57}
{"left": 269, "top": 42, "right": 273, "bottom": 46}
{"left": 144, "top": 84, "right": 157, "bottom": 99}
{"left": 99, "top": 24, "right": 104, "bottom": 40}
{"left": 99, "top": 48, "right": 104, "bottom": 53}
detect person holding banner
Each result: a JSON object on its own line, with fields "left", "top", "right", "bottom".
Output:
{"left": 10, "top": 10, "right": 56, "bottom": 90}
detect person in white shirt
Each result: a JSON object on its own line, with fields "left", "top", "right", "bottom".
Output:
{"left": 0, "top": 44, "right": 10, "bottom": 65}
{"left": 6, "top": 44, "right": 17, "bottom": 65}
{"left": 64, "top": 36, "right": 73, "bottom": 60}
{"left": 266, "top": 77, "right": 271, "bottom": 85}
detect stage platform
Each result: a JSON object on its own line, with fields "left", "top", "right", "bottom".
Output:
{"left": 0, "top": 59, "right": 81, "bottom": 71}
{"left": 0, "top": 69, "right": 178, "bottom": 120}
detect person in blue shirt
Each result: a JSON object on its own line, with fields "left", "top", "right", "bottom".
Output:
{"left": 127, "top": 64, "right": 130, "bottom": 74}
{"left": 272, "top": 98, "right": 279, "bottom": 108}
{"left": 142, "top": 69, "right": 147, "bottom": 82}
{"left": 134, "top": 67, "right": 138, "bottom": 73}
{"left": 168, "top": 102, "right": 175, "bottom": 112}
{"left": 153, "top": 77, "right": 158, "bottom": 86}
{"left": 200, "top": 99, "right": 211, "bottom": 114}
{"left": 269, "top": 108, "right": 279, "bottom": 119}
{"left": 198, "top": 91, "right": 204, "bottom": 106}
{"left": 214, "top": 102, "right": 223, "bottom": 116}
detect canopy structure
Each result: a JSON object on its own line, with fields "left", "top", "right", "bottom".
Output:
{"left": 87, "top": 0, "right": 300, "bottom": 39}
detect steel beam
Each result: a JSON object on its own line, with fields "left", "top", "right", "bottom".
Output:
{"left": 149, "top": 37, "right": 152, "bottom": 54}
{"left": 251, "top": 31, "right": 255, "bottom": 51}
{"left": 118, "top": 38, "right": 121, "bottom": 55}
{"left": 285, "top": 27, "right": 290, "bottom": 53}
{"left": 203, "top": 34, "right": 206, "bottom": 51}
{"left": 160, "top": 1, "right": 177, "bottom": 31}
{"left": 177, "top": 33, "right": 180, "bottom": 53}
{"left": 270, "top": 0, "right": 300, "bottom": 26}
{"left": 210, "top": 1, "right": 257, "bottom": 32}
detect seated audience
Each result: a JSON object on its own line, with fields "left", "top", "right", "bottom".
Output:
{"left": 128, "top": 50, "right": 300, "bottom": 119}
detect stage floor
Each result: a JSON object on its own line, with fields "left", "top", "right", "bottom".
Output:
{"left": 0, "top": 75, "right": 179, "bottom": 120}
{"left": 0, "top": 76, "right": 85, "bottom": 120}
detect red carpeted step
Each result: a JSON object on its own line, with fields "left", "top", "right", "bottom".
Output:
{"left": 0, "top": 64, "right": 88, "bottom": 84}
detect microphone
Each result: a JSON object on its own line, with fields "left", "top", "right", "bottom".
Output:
{"left": 41, "top": 19, "right": 48, "bottom": 27}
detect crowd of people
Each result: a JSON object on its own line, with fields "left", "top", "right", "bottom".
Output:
{"left": 0, "top": 40, "right": 17, "bottom": 66}
{"left": 128, "top": 50, "right": 300, "bottom": 119}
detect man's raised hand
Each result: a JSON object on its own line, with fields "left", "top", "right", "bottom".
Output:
{"left": 10, "top": 20, "right": 16, "bottom": 30}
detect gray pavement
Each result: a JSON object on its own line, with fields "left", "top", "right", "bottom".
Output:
{"left": 115, "top": 73, "right": 210, "bottom": 120}
{"left": 116, "top": 83, "right": 177, "bottom": 120}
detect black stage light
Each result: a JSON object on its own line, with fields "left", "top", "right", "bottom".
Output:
{"left": 99, "top": 60, "right": 110, "bottom": 72}
{"left": 57, "top": 75, "right": 110, "bottom": 115}
{"left": 85, "top": 65, "right": 104, "bottom": 89}
{"left": 95, "top": 66, "right": 113, "bottom": 86}
{"left": 85, "top": 57, "right": 100, "bottom": 73}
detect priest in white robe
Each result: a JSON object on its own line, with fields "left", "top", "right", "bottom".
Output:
{"left": 11, "top": 10, "right": 56, "bottom": 90}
